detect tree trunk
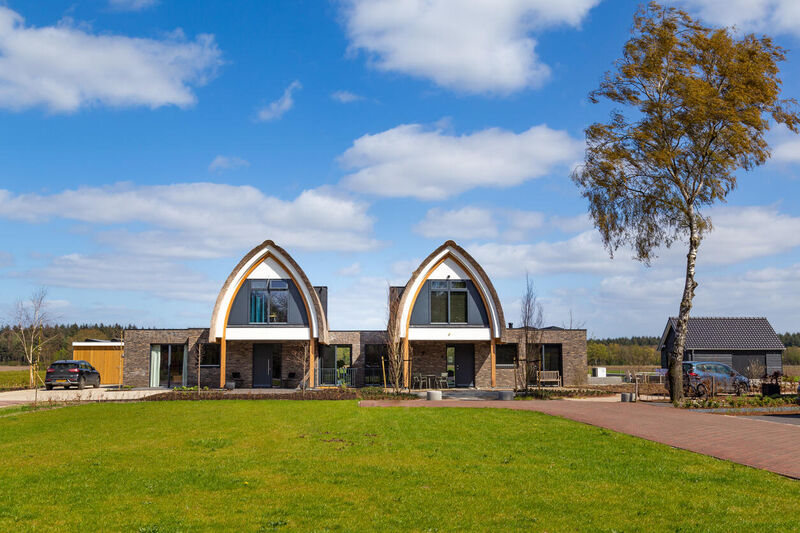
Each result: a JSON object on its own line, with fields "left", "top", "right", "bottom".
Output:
{"left": 668, "top": 212, "right": 700, "bottom": 402}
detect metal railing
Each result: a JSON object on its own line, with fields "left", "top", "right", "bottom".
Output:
{"left": 319, "top": 367, "right": 360, "bottom": 387}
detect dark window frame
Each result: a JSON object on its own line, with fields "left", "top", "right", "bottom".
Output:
{"left": 199, "top": 343, "right": 221, "bottom": 368}
{"left": 429, "top": 279, "right": 469, "bottom": 325}
{"left": 249, "top": 279, "right": 290, "bottom": 325}
{"left": 496, "top": 344, "right": 517, "bottom": 367}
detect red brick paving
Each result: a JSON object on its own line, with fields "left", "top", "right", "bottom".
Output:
{"left": 360, "top": 399, "right": 800, "bottom": 479}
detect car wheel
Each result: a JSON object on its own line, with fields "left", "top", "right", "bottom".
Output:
{"left": 736, "top": 383, "right": 747, "bottom": 396}
{"left": 78, "top": 377, "right": 85, "bottom": 390}
{"left": 94, "top": 378, "right": 100, "bottom": 389}
{"left": 45, "top": 384, "right": 53, "bottom": 390}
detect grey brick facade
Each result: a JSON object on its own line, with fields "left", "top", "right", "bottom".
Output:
{"left": 124, "top": 327, "right": 587, "bottom": 389}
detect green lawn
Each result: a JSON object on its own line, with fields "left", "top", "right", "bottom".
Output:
{"left": 0, "top": 401, "right": 797, "bottom": 532}
{"left": 0, "top": 370, "right": 44, "bottom": 391}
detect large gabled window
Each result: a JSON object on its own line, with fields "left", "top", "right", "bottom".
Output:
{"left": 429, "top": 280, "right": 468, "bottom": 324}
{"left": 249, "top": 279, "right": 289, "bottom": 324}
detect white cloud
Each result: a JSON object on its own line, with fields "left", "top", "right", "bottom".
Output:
{"left": 331, "top": 90, "right": 364, "bottom": 103}
{"left": 0, "top": 7, "right": 222, "bottom": 113}
{"left": 390, "top": 258, "right": 421, "bottom": 281}
{"left": 327, "top": 276, "right": 389, "bottom": 329}
{"left": 108, "top": 0, "right": 158, "bottom": 11}
{"left": 31, "top": 253, "right": 218, "bottom": 302}
{"left": 504, "top": 210, "right": 546, "bottom": 241}
{"left": 414, "top": 207, "right": 498, "bottom": 239}
{"left": 257, "top": 80, "right": 301, "bottom": 121}
{"left": 678, "top": 1, "right": 800, "bottom": 36}
{"left": 468, "top": 231, "right": 628, "bottom": 278}
{"left": 468, "top": 205, "right": 800, "bottom": 279}
{"left": 0, "top": 183, "right": 379, "bottom": 257}
{"left": 341, "top": 0, "right": 599, "bottom": 93}
{"left": 336, "top": 262, "right": 362, "bottom": 276}
{"left": 340, "top": 123, "right": 582, "bottom": 200}
{"left": 208, "top": 155, "right": 249, "bottom": 172}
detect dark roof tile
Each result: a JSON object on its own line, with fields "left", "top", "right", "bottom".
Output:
{"left": 666, "top": 317, "right": 785, "bottom": 351}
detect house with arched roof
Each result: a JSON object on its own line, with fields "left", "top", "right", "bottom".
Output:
{"left": 122, "top": 240, "right": 587, "bottom": 389}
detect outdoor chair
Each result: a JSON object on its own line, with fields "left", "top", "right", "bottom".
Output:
{"left": 412, "top": 374, "right": 421, "bottom": 389}
{"left": 437, "top": 373, "right": 449, "bottom": 389}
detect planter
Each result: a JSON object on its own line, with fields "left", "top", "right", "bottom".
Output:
{"left": 426, "top": 390, "right": 442, "bottom": 401}
{"left": 761, "top": 383, "right": 781, "bottom": 396}
{"left": 497, "top": 391, "right": 514, "bottom": 401}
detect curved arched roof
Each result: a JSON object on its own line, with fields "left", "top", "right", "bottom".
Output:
{"left": 209, "top": 240, "right": 328, "bottom": 343}
{"left": 396, "top": 240, "right": 505, "bottom": 340}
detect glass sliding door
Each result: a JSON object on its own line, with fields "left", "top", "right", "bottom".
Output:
{"left": 155, "top": 344, "right": 186, "bottom": 388}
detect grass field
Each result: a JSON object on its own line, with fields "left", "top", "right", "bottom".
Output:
{"left": 0, "top": 401, "right": 798, "bottom": 531}
{"left": 0, "top": 370, "right": 44, "bottom": 391}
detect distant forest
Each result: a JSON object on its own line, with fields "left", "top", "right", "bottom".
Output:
{"left": 0, "top": 324, "right": 136, "bottom": 365}
{"left": 589, "top": 332, "right": 800, "bottom": 366}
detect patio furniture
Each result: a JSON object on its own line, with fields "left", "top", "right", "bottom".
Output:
{"left": 231, "top": 372, "right": 245, "bottom": 389}
{"left": 437, "top": 373, "right": 449, "bottom": 389}
{"left": 537, "top": 370, "right": 562, "bottom": 387}
{"left": 412, "top": 374, "right": 424, "bottom": 389}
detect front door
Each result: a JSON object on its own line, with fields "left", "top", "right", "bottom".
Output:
{"left": 453, "top": 344, "right": 475, "bottom": 388}
{"left": 253, "top": 343, "right": 279, "bottom": 388}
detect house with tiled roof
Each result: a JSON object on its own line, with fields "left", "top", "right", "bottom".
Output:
{"left": 657, "top": 317, "right": 785, "bottom": 375}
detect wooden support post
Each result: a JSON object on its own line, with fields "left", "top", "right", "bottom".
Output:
{"left": 219, "top": 337, "right": 226, "bottom": 389}
{"left": 403, "top": 336, "right": 410, "bottom": 389}
{"left": 490, "top": 338, "right": 496, "bottom": 388}
{"left": 308, "top": 339, "right": 315, "bottom": 388}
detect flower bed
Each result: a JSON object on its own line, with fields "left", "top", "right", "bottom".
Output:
{"left": 515, "top": 388, "right": 615, "bottom": 400}
{"left": 678, "top": 394, "right": 799, "bottom": 409}
{"left": 143, "top": 387, "right": 418, "bottom": 402}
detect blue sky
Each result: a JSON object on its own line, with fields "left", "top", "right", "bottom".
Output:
{"left": 1, "top": 0, "right": 800, "bottom": 337}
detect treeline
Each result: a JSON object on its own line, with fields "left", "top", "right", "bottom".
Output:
{"left": 0, "top": 324, "right": 138, "bottom": 365}
{"left": 590, "top": 336, "right": 661, "bottom": 346}
{"left": 778, "top": 332, "right": 800, "bottom": 347}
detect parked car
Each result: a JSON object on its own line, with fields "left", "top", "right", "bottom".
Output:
{"left": 682, "top": 361, "right": 749, "bottom": 397}
{"left": 45, "top": 360, "right": 101, "bottom": 390}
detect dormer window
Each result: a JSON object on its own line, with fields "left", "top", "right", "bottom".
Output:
{"left": 250, "top": 280, "right": 289, "bottom": 324}
{"left": 430, "top": 280, "right": 468, "bottom": 324}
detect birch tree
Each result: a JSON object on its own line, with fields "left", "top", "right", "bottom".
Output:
{"left": 10, "top": 288, "right": 55, "bottom": 389}
{"left": 572, "top": 2, "right": 800, "bottom": 401}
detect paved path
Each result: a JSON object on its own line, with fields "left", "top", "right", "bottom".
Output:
{"left": 360, "top": 399, "right": 800, "bottom": 479}
{"left": 0, "top": 387, "right": 164, "bottom": 407}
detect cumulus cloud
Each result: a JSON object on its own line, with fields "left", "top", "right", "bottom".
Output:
{"left": 678, "top": 0, "right": 800, "bottom": 36}
{"left": 108, "top": 0, "right": 158, "bottom": 11}
{"left": 341, "top": 0, "right": 599, "bottom": 93}
{"left": 336, "top": 262, "right": 362, "bottom": 276}
{"left": 468, "top": 205, "right": 800, "bottom": 279}
{"left": 327, "top": 276, "right": 389, "bottom": 330}
{"left": 331, "top": 90, "right": 364, "bottom": 103}
{"left": 0, "top": 183, "right": 379, "bottom": 257}
{"left": 340, "top": 123, "right": 582, "bottom": 200}
{"left": 414, "top": 207, "right": 498, "bottom": 239}
{"left": 31, "top": 253, "right": 219, "bottom": 302}
{"left": 257, "top": 80, "right": 301, "bottom": 121}
{"left": 0, "top": 7, "right": 222, "bottom": 113}
{"left": 208, "top": 155, "right": 249, "bottom": 172}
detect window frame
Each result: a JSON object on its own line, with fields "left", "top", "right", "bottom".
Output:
{"left": 249, "top": 279, "right": 290, "bottom": 325}
{"left": 495, "top": 344, "right": 517, "bottom": 367}
{"left": 199, "top": 342, "right": 221, "bottom": 368}
{"left": 428, "top": 279, "right": 469, "bottom": 325}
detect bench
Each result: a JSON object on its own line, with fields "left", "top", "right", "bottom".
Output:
{"left": 537, "top": 370, "right": 562, "bottom": 387}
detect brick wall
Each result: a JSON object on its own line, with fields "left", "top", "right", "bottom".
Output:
{"left": 124, "top": 329, "right": 312, "bottom": 389}
{"left": 502, "top": 328, "right": 588, "bottom": 387}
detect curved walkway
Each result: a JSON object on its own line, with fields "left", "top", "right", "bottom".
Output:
{"left": 360, "top": 399, "right": 800, "bottom": 479}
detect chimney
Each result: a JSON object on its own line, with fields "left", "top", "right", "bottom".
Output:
{"left": 508, "top": 322, "right": 514, "bottom": 329}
